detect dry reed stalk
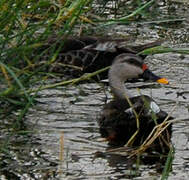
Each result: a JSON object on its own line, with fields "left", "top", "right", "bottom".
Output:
{"left": 105, "top": 101, "right": 179, "bottom": 157}
{"left": 0, "top": 64, "right": 11, "bottom": 87}
{"left": 59, "top": 131, "right": 64, "bottom": 161}
{"left": 58, "top": 131, "right": 64, "bottom": 175}
{"left": 129, "top": 103, "right": 178, "bottom": 157}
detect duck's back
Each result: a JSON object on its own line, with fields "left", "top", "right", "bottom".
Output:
{"left": 98, "top": 95, "right": 172, "bottom": 147}
{"left": 38, "top": 36, "right": 162, "bottom": 78}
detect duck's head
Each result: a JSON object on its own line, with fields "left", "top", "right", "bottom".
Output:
{"left": 109, "top": 53, "right": 169, "bottom": 85}
{"left": 140, "top": 63, "right": 169, "bottom": 84}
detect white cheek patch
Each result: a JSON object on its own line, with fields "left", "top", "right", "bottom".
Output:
{"left": 150, "top": 101, "right": 160, "bottom": 114}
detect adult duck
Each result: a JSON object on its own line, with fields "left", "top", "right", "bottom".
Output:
{"left": 40, "top": 36, "right": 162, "bottom": 78}
{"left": 98, "top": 53, "right": 172, "bottom": 148}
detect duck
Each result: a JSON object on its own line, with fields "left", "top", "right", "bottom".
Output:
{"left": 40, "top": 36, "right": 162, "bottom": 79}
{"left": 97, "top": 53, "right": 172, "bottom": 149}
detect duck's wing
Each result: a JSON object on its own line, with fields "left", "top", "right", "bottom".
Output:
{"left": 84, "top": 38, "right": 126, "bottom": 53}
{"left": 84, "top": 39, "right": 163, "bottom": 55}
{"left": 44, "top": 36, "right": 98, "bottom": 53}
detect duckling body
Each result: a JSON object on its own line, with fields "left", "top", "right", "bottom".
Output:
{"left": 41, "top": 36, "right": 162, "bottom": 78}
{"left": 98, "top": 53, "right": 172, "bottom": 147}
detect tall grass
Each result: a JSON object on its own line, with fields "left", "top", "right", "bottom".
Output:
{"left": 0, "top": 0, "right": 95, "bottom": 161}
{"left": 0, "top": 0, "right": 92, "bottom": 115}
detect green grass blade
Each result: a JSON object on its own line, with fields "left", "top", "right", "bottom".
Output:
{"left": 0, "top": 61, "right": 31, "bottom": 102}
{"left": 138, "top": 46, "right": 189, "bottom": 55}
{"left": 161, "top": 146, "right": 175, "bottom": 180}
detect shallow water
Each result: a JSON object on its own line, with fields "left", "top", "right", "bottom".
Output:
{"left": 1, "top": 1, "right": 189, "bottom": 179}
{"left": 2, "top": 52, "right": 188, "bottom": 179}
{"left": 26, "top": 52, "right": 188, "bottom": 179}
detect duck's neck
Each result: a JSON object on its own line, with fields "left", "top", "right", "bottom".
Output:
{"left": 109, "top": 72, "right": 131, "bottom": 100}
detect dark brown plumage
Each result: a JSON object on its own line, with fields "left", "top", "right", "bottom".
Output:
{"left": 39, "top": 36, "right": 162, "bottom": 79}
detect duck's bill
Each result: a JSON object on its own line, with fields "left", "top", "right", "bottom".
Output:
{"left": 157, "top": 78, "right": 169, "bottom": 84}
{"left": 141, "top": 69, "right": 169, "bottom": 84}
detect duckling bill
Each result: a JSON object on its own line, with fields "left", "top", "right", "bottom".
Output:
{"left": 98, "top": 53, "right": 172, "bottom": 149}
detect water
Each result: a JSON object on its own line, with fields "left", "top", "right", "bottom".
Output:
{"left": 23, "top": 83, "right": 171, "bottom": 179}
{"left": 1, "top": 1, "right": 189, "bottom": 179}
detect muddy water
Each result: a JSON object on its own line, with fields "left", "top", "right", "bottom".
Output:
{"left": 1, "top": 1, "right": 189, "bottom": 180}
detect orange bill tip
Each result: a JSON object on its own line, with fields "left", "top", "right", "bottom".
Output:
{"left": 142, "top": 64, "right": 148, "bottom": 71}
{"left": 157, "top": 78, "right": 169, "bottom": 84}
